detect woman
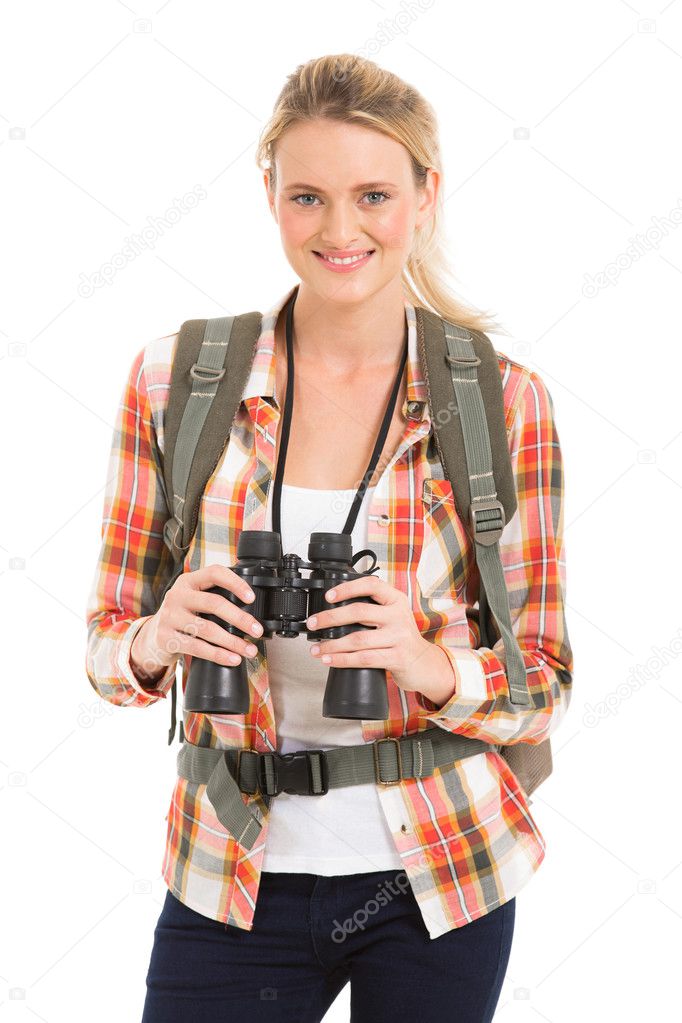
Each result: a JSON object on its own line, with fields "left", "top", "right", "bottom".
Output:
{"left": 86, "top": 53, "right": 573, "bottom": 1022}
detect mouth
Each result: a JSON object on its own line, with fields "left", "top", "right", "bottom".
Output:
{"left": 313, "top": 249, "right": 375, "bottom": 271}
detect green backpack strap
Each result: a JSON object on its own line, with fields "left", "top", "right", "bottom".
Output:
{"left": 158, "top": 311, "right": 263, "bottom": 744}
{"left": 416, "top": 306, "right": 532, "bottom": 708}
{"left": 419, "top": 307, "right": 557, "bottom": 800}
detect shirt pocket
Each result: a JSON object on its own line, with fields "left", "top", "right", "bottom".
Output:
{"left": 416, "top": 477, "right": 471, "bottom": 602}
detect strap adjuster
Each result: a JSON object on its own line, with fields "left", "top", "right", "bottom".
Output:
{"left": 445, "top": 351, "right": 480, "bottom": 367}
{"left": 373, "top": 737, "right": 403, "bottom": 785}
{"left": 190, "top": 362, "right": 226, "bottom": 383}
{"left": 247, "top": 750, "right": 329, "bottom": 797}
{"left": 235, "top": 749, "right": 259, "bottom": 795}
{"left": 469, "top": 498, "right": 506, "bottom": 546}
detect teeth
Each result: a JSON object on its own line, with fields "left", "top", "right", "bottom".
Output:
{"left": 321, "top": 251, "right": 372, "bottom": 265}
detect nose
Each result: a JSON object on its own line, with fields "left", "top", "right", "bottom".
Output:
{"left": 318, "top": 198, "right": 363, "bottom": 249}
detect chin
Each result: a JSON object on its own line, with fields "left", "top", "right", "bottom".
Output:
{"left": 297, "top": 265, "right": 400, "bottom": 302}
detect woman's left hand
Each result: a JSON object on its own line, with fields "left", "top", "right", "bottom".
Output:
{"left": 305, "top": 574, "right": 454, "bottom": 699}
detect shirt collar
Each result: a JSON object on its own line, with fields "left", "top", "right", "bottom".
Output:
{"left": 240, "top": 283, "right": 429, "bottom": 423}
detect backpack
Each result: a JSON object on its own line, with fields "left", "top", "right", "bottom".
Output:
{"left": 156, "top": 302, "right": 560, "bottom": 803}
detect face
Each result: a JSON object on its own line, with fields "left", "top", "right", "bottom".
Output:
{"left": 264, "top": 117, "right": 439, "bottom": 305}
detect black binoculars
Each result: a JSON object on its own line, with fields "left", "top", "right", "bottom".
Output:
{"left": 183, "top": 529, "right": 389, "bottom": 720}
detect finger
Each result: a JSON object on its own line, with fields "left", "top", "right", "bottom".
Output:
{"left": 325, "top": 575, "right": 397, "bottom": 607}
{"left": 186, "top": 588, "right": 263, "bottom": 638}
{"left": 307, "top": 602, "right": 387, "bottom": 631}
{"left": 312, "top": 627, "right": 392, "bottom": 657}
{"left": 176, "top": 616, "right": 260, "bottom": 660}
{"left": 190, "top": 563, "right": 256, "bottom": 603}
{"left": 173, "top": 631, "right": 255, "bottom": 667}
{"left": 314, "top": 647, "right": 396, "bottom": 669}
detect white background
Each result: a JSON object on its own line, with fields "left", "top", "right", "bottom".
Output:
{"left": 2, "top": 1, "right": 681, "bottom": 1020}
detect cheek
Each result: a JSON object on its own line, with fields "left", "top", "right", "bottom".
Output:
{"left": 373, "top": 205, "right": 414, "bottom": 253}
{"left": 277, "top": 205, "right": 313, "bottom": 248}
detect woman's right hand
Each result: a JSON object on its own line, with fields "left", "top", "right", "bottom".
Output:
{"left": 130, "top": 564, "right": 264, "bottom": 682}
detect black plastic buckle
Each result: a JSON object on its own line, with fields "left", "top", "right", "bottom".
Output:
{"left": 469, "top": 498, "right": 506, "bottom": 546}
{"left": 257, "top": 750, "right": 330, "bottom": 797}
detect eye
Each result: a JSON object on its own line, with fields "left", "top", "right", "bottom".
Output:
{"left": 291, "top": 193, "right": 321, "bottom": 207}
{"left": 362, "top": 191, "right": 391, "bottom": 205}
{"left": 290, "top": 190, "right": 392, "bottom": 208}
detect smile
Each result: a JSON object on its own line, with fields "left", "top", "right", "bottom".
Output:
{"left": 313, "top": 250, "right": 375, "bottom": 271}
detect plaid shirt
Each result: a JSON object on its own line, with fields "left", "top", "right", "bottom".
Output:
{"left": 85, "top": 283, "right": 573, "bottom": 939}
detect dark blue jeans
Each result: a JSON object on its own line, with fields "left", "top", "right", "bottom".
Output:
{"left": 142, "top": 868, "right": 515, "bottom": 1022}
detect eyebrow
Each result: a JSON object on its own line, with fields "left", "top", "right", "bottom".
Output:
{"left": 282, "top": 181, "right": 398, "bottom": 193}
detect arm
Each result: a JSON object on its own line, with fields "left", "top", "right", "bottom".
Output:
{"left": 417, "top": 369, "right": 574, "bottom": 745}
{"left": 84, "top": 344, "right": 180, "bottom": 707}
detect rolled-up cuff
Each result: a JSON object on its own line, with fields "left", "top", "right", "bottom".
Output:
{"left": 118, "top": 616, "right": 177, "bottom": 702}
{"left": 417, "top": 646, "right": 487, "bottom": 716}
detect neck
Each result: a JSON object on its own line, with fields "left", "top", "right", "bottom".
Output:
{"left": 285, "top": 281, "right": 408, "bottom": 373}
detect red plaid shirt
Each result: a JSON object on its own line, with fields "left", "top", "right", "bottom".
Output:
{"left": 85, "top": 284, "right": 573, "bottom": 939}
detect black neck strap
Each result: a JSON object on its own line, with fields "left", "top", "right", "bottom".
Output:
{"left": 272, "top": 284, "right": 408, "bottom": 539}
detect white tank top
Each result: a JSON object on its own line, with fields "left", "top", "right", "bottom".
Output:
{"left": 259, "top": 480, "right": 403, "bottom": 875}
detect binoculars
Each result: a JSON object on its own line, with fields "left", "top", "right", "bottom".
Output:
{"left": 183, "top": 529, "right": 389, "bottom": 720}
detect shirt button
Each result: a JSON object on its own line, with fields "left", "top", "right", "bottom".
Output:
{"left": 400, "top": 824, "right": 409, "bottom": 833}
{"left": 378, "top": 514, "right": 390, "bottom": 526}
{"left": 406, "top": 400, "right": 424, "bottom": 421}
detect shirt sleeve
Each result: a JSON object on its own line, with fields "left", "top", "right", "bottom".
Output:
{"left": 417, "top": 368, "right": 574, "bottom": 745}
{"left": 84, "top": 344, "right": 180, "bottom": 708}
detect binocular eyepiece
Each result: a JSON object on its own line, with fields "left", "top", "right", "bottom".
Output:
{"left": 183, "top": 530, "right": 389, "bottom": 720}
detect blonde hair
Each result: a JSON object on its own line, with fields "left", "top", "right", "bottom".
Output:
{"left": 256, "top": 53, "right": 506, "bottom": 337}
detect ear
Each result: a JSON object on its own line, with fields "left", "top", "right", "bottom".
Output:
{"left": 415, "top": 167, "right": 440, "bottom": 230}
{"left": 264, "top": 170, "right": 278, "bottom": 223}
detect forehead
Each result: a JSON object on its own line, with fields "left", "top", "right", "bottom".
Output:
{"left": 274, "top": 119, "right": 412, "bottom": 187}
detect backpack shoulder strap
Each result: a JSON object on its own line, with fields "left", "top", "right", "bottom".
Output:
{"left": 417, "top": 305, "right": 553, "bottom": 799}
{"left": 162, "top": 311, "right": 263, "bottom": 562}
{"left": 157, "top": 310, "right": 263, "bottom": 744}
{"left": 416, "top": 305, "right": 530, "bottom": 708}
{"left": 415, "top": 305, "right": 517, "bottom": 529}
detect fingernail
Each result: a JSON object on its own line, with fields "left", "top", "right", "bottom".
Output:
{"left": 307, "top": 616, "right": 317, "bottom": 628}
{"left": 251, "top": 622, "right": 263, "bottom": 635}
{"left": 243, "top": 589, "right": 255, "bottom": 601}
{"left": 326, "top": 589, "right": 336, "bottom": 600}
{"left": 246, "top": 644, "right": 258, "bottom": 656}
{"left": 310, "top": 645, "right": 320, "bottom": 655}
{"left": 322, "top": 655, "right": 331, "bottom": 663}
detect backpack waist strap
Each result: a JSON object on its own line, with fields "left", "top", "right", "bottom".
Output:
{"left": 177, "top": 728, "right": 498, "bottom": 852}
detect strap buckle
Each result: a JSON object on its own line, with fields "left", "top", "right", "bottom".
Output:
{"left": 190, "top": 362, "right": 226, "bottom": 383}
{"left": 373, "top": 737, "right": 403, "bottom": 785}
{"left": 254, "top": 750, "right": 329, "bottom": 797}
{"left": 445, "top": 351, "right": 480, "bottom": 367}
{"left": 469, "top": 498, "right": 506, "bottom": 546}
